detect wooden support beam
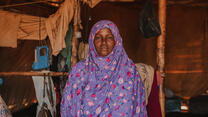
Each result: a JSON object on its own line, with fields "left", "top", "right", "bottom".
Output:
{"left": 0, "top": 0, "right": 51, "bottom": 9}
{"left": 0, "top": 72, "right": 68, "bottom": 77}
{"left": 71, "top": 25, "right": 79, "bottom": 67}
{"left": 157, "top": 0, "right": 166, "bottom": 116}
{"left": 71, "top": 0, "right": 81, "bottom": 67}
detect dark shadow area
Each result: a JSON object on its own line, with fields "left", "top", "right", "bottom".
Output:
{"left": 189, "top": 95, "right": 208, "bottom": 114}
{"left": 166, "top": 112, "right": 208, "bottom": 117}
{"left": 12, "top": 103, "right": 37, "bottom": 117}
{"left": 12, "top": 103, "right": 61, "bottom": 117}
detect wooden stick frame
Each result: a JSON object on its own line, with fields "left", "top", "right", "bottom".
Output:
{"left": 0, "top": 72, "right": 68, "bottom": 77}
{"left": 157, "top": 0, "right": 166, "bottom": 116}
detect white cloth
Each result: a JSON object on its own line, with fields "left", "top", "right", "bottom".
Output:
{"left": 32, "top": 75, "right": 56, "bottom": 117}
{"left": 78, "top": 42, "right": 89, "bottom": 61}
{"left": 135, "top": 63, "right": 154, "bottom": 105}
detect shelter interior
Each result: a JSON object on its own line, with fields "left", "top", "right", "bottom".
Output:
{"left": 0, "top": 0, "right": 208, "bottom": 116}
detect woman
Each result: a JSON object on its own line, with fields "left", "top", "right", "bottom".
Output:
{"left": 61, "top": 20, "right": 147, "bottom": 117}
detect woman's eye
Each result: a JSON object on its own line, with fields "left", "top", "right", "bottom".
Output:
{"left": 106, "top": 36, "right": 113, "bottom": 40}
{"left": 95, "top": 36, "right": 102, "bottom": 40}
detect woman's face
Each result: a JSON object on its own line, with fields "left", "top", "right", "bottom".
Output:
{"left": 94, "top": 28, "right": 115, "bottom": 57}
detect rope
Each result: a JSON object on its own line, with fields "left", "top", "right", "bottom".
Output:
{"left": 39, "top": 17, "right": 42, "bottom": 46}
{"left": 0, "top": 0, "right": 51, "bottom": 9}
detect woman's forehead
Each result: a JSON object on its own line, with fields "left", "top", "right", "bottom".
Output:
{"left": 95, "top": 28, "right": 112, "bottom": 34}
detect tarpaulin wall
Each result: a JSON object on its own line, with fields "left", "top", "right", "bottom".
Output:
{"left": 83, "top": 2, "right": 208, "bottom": 97}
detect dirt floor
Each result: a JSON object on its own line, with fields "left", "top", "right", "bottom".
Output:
{"left": 12, "top": 104, "right": 208, "bottom": 117}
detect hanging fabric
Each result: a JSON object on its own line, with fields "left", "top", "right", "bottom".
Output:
{"left": 78, "top": 41, "right": 88, "bottom": 61}
{"left": 0, "top": 0, "right": 74, "bottom": 55}
{"left": 59, "top": 23, "right": 73, "bottom": 95}
{"left": 32, "top": 74, "right": 56, "bottom": 117}
{"left": 61, "top": 23, "right": 73, "bottom": 71}
{"left": 45, "top": 0, "right": 74, "bottom": 55}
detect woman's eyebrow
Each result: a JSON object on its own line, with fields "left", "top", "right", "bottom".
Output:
{"left": 95, "top": 34, "right": 101, "bottom": 36}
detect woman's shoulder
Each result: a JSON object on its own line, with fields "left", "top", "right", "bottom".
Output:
{"left": 124, "top": 58, "right": 136, "bottom": 69}
{"left": 71, "top": 59, "right": 86, "bottom": 68}
{"left": 70, "top": 59, "right": 87, "bottom": 73}
{"left": 68, "top": 59, "right": 87, "bottom": 82}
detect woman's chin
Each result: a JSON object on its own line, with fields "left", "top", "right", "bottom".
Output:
{"left": 99, "top": 52, "right": 109, "bottom": 57}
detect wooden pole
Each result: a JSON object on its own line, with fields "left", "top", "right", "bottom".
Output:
{"left": 71, "top": 0, "right": 79, "bottom": 67}
{"left": 157, "top": 0, "right": 166, "bottom": 116}
{"left": 0, "top": 0, "right": 51, "bottom": 9}
{"left": 71, "top": 25, "right": 78, "bottom": 67}
{"left": 0, "top": 72, "right": 68, "bottom": 77}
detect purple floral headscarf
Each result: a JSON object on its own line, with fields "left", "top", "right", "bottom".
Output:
{"left": 61, "top": 20, "right": 147, "bottom": 117}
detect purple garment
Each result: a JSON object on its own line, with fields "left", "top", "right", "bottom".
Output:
{"left": 61, "top": 20, "right": 147, "bottom": 117}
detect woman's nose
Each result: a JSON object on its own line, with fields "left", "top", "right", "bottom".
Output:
{"left": 101, "top": 38, "right": 107, "bottom": 44}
